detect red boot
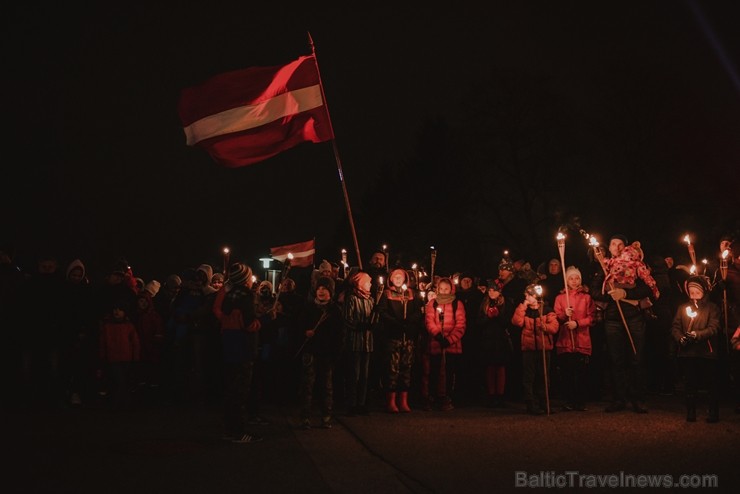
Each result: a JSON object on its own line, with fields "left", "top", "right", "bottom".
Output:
{"left": 386, "top": 392, "right": 399, "bottom": 413}
{"left": 398, "top": 391, "right": 411, "bottom": 413}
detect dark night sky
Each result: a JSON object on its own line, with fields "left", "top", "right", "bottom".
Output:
{"left": 5, "top": 2, "right": 740, "bottom": 282}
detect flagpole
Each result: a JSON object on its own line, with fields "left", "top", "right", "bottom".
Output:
{"left": 308, "top": 31, "right": 363, "bottom": 270}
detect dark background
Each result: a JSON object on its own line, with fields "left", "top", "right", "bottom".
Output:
{"left": 4, "top": 2, "right": 739, "bottom": 283}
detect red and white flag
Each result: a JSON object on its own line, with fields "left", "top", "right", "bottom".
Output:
{"left": 178, "top": 55, "right": 334, "bottom": 167}
{"left": 270, "top": 239, "right": 315, "bottom": 268}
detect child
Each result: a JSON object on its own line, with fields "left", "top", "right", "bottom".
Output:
{"left": 476, "top": 279, "right": 512, "bottom": 408}
{"left": 423, "top": 277, "right": 466, "bottom": 411}
{"left": 553, "top": 267, "right": 595, "bottom": 412}
{"left": 99, "top": 300, "right": 141, "bottom": 410}
{"left": 671, "top": 276, "right": 721, "bottom": 423}
{"left": 512, "top": 284, "right": 559, "bottom": 415}
{"left": 133, "top": 288, "right": 164, "bottom": 389}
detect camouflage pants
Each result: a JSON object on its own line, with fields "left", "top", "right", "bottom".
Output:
{"left": 384, "top": 338, "right": 415, "bottom": 391}
{"left": 299, "top": 352, "right": 334, "bottom": 418}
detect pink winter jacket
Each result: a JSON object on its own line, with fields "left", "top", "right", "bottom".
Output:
{"left": 512, "top": 303, "right": 559, "bottom": 351}
{"left": 424, "top": 298, "right": 466, "bottom": 355}
{"left": 553, "top": 288, "right": 595, "bottom": 356}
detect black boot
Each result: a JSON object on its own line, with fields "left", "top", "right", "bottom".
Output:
{"left": 706, "top": 400, "right": 719, "bottom": 423}
{"left": 685, "top": 395, "right": 696, "bottom": 422}
{"left": 526, "top": 400, "right": 544, "bottom": 415}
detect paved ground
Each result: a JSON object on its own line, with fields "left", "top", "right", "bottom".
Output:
{"left": 3, "top": 392, "right": 738, "bottom": 494}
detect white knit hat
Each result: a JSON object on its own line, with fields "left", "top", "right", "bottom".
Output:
{"left": 143, "top": 280, "right": 161, "bottom": 297}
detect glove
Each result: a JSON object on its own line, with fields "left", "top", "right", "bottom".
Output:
{"left": 435, "top": 333, "right": 450, "bottom": 348}
{"left": 679, "top": 332, "right": 697, "bottom": 347}
{"left": 608, "top": 288, "right": 627, "bottom": 301}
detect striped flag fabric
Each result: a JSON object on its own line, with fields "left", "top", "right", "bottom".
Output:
{"left": 270, "top": 239, "right": 316, "bottom": 268}
{"left": 178, "top": 55, "right": 333, "bottom": 167}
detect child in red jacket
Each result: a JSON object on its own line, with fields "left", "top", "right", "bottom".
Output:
{"left": 512, "top": 284, "right": 559, "bottom": 415}
{"left": 99, "top": 300, "right": 140, "bottom": 409}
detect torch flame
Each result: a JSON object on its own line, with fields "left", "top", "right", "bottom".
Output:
{"left": 437, "top": 307, "right": 443, "bottom": 314}
{"left": 556, "top": 232, "right": 566, "bottom": 241}
{"left": 379, "top": 276, "right": 384, "bottom": 285}
{"left": 534, "top": 285, "right": 543, "bottom": 297}
{"left": 412, "top": 263, "right": 418, "bottom": 269}
{"left": 683, "top": 234, "right": 691, "bottom": 245}
{"left": 589, "top": 237, "right": 599, "bottom": 247}
{"left": 223, "top": 247, "right": 230, "bottom": 254}
{"left": 685, "top": 306, "right": 697, "bottom": 318}
{"left": 722, "top": 249, "right": 729, "bottom": 260}
{"left": 287, "top": 253, "right": 294, "bottom": 260}
{"left": 402, "top": 283, "right": 407, "bottom": 291}
{"left": 690, "top": 265, "right": 696, "bottom": 275}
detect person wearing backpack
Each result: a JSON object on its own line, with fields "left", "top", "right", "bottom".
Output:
{"left": 422, "top": 277, "right": 466, "bottom": 411}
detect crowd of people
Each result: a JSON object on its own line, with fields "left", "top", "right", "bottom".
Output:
{"left": 1, "top": 232, "right": 739, "bottom": 444}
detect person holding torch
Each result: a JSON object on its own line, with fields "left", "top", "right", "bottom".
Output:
{"left": 589, "top": 234, "right": 656, "bottom": 414}
{"left": 422, "top": 277, "right": 466, "bottom": 412}
{"left": 553, "top": 266, "right": 595, "bottom": 412}
{"left": 378, "top": 268, "right": 424, "bottom": 413}
{"left": 512, "top": 283, "right": 559, "bottom": 415}
{"left": 671, "top": 275, "right": 721, "bottom": 423}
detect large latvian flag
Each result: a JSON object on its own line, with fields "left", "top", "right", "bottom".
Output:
{"left": 178, "top": 55, "right": 334, "bottom": 167}
{"left": 270, "top": 239, "right": 315, "bottom": 268}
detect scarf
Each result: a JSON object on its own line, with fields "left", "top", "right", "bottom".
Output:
{"left": 353, "top": 285, "right": 371, "bottom": 299}
{"left": 435, "top": 293, "right": 456, "bottom": 305}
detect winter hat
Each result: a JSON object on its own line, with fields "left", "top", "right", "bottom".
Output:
{"left": 610, "top": 233, "right": 628, "bottom": 245}
{"left": 165, "top": 274, "right": 182, "bottom": 290}
{"left": 315, "top": 276, "right": 335, "bottom": 297}
{"left": 565, "top": 266, "right": 582, "bottom": 280}
{"left": 197, "top": 264, "right": 214, "bottom": 284}
{"left": 685, "top": 276, "right": 709, "bottom": 297}
{"left": 111, "top": 259, "right": 129, "bottom": 276}
{"left": 143, "top": 280, "right": 161, "bottom": 297}
{"left": 351, "top": 271, "right": 371, "bottom": 288}
{"left": 524, "top": 283, "right": 542, "bottom": 297}
{"left": 318, "top": 259, "right": 333, "bottom": 273}
{"left": 389, "top": 268, "right": 408, "bottom": 286}
{"left": 459, "top": 272, "right": 475, "bottom": 284}
{"left": 498, "top": 258, "right": 514, "bottom": 272}
{"left": 66, "top": 259, "right": 86, "bottom": 279}
{"left": 487, "top": 278, "right": 504, "bottom": 292}
{"left": 111, "top": 298, "right": 131, "bottom": 315}
{"left": 228, "top": 262, "right": 251, "bottom": 286}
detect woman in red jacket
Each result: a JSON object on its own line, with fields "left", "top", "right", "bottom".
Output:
{"left": 423, "top": 278, "right": 466, "bottom": 411}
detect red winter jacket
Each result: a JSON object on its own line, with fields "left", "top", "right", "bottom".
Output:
{"left": 553, "top": 288, "right": 595, "bottom": 356}
{"left": 511, "top": 303, "right": 559, "bottom": 351}
{"left": 99, "top": 318, "right": 141, "bottom": 363}
{"left": 424, "top": 298, "right": 466, "bottom": 355}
